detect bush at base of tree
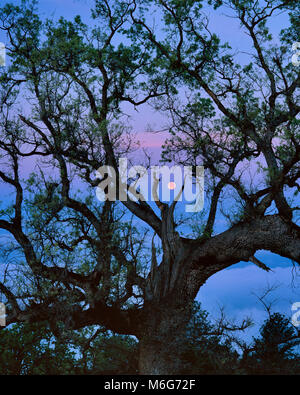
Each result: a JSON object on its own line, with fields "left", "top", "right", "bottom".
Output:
{"left": 0, "top": 304, "right": 298, "bottom": 375}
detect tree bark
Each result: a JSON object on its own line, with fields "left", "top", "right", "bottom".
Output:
{"left": 138, "top": 302, "right": 192, "bottom": 375}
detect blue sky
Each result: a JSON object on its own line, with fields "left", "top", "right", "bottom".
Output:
{"left": 0, "top": 0, "right": 299, "bottom": 346}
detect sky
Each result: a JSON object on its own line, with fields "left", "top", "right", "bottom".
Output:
{"left": 0, "top": 0, "right": 299, "bottom": 346}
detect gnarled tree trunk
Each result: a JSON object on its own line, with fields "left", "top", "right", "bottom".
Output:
{"left": 138, "top": 302, "right": 192, "bottom": 375}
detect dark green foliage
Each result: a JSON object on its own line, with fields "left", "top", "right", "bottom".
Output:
{"left": 180, "top": 302, "right": 240, "bottom": 374}
{"left": 0, "top": 322, "right": 77, "bottom": 375}
{"left": 243, "top": 313, "right": 300, "bottom": 375}
{"left": 79, "top": 331, "right": 139, "bottom": 375}
{"left": 1, "top": 305, "right": 298, "bottom": 375}
{"left": 0, "top": 322, "right": 138, "bottom": 375}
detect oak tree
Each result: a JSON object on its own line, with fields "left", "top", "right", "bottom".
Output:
{"left": 0, "top": 0, "right": 299, "bottom": 374}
